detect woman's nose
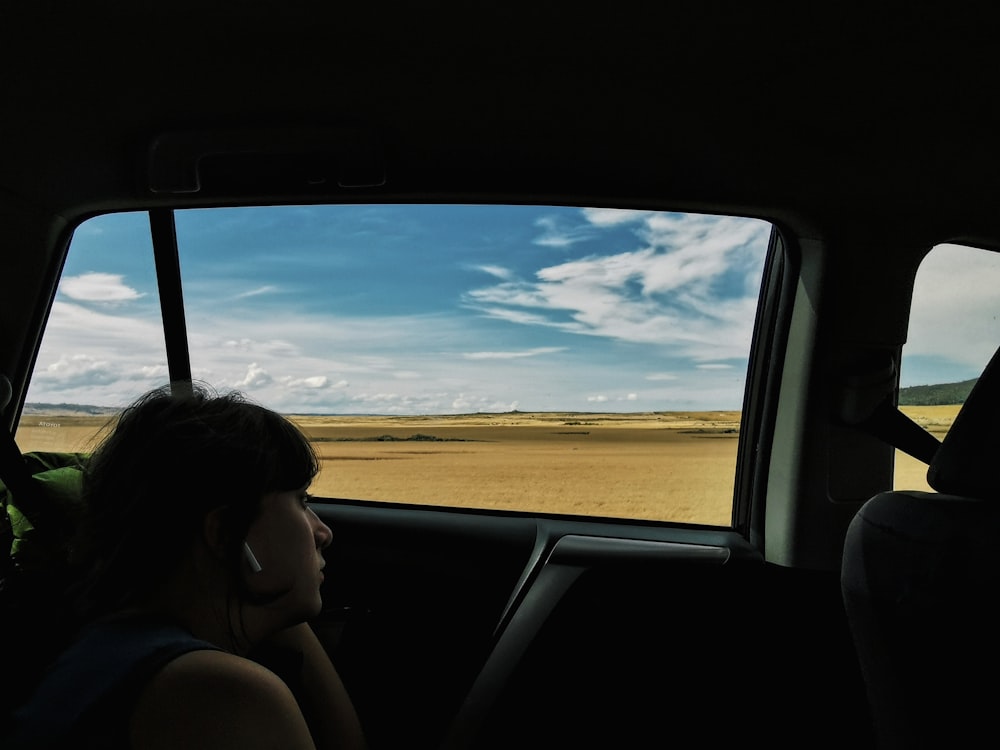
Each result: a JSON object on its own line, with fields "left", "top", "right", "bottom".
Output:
{"left": 312, "top": 511, "right": 333, "bottom": 549}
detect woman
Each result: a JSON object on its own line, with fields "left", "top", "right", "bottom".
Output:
{"left": 4, "top": 383, "right": 366, "bottom": 750}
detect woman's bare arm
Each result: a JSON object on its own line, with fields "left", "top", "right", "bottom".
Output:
{"left": 255, "top": 622, "right": 367, "bottom": 750}
{"left": 130, "top": 650, "right": 318, "bottom": 750}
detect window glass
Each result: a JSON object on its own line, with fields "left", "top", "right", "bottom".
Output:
{"left": 897, "top": 242, "right": 1000, "bottom": 489}
{"left": 22, "top": 205, "right": 772, "bottom": 525}
{"left": 18, "top": 211, "right": 163, "bottom": 453}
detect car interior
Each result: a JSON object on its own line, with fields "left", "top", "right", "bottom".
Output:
{"left": 3, "top": 5, "right": 999, "bottom": 749}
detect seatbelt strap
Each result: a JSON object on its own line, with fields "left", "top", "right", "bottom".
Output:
{"left": 838, "top": 358, "right": 942, "bottom": 466}
{"left": 852, "top": 396, "right": 941, "bottom": 465}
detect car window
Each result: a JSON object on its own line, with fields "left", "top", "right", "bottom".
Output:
{"left": 20, "top": 205, "right": 772, "bottom": 525}
{"left": 896, "top": 242, "right": 1000, "bottom": 490}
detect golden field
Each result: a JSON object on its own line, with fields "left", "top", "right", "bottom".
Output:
{"left": 14, "top": 405, "right": 959, "bottom": 525}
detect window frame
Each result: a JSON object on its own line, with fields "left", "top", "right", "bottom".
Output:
{"left": 24, "top": 204, "right": 783, "bottom": 530}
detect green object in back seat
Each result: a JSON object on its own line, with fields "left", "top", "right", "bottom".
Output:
{"left": 1, "top": 452, "right": 89, "bottom": 572}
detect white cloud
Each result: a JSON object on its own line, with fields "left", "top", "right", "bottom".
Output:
{"left": 462, "top": 305, "right": 570, "bottom": 329}
{"left": 281, "top": 375, "right": 331, "bottom": 389}
{"left": 59, "top": 273, "right": 143, "bottom": 303}
{"left": 533, "top": 215, "right": 595, "bottom": 248}
{"left": 465, "top": 213, "right": 767, "bottom": 361}
{"left": 463, "top": 347, "right": 565, "bottom": 360}
{"left": 27, "top": 297, "right": 752, "bottom": 413}
{"left": 472, "top": 264, "right": 512, "bottom": 280}
{"left": 234, "top": 362, "right": 273, "bottom": 388}
{"left": 217, "top": 337, "right": 300, "bottom": 357}
{"left": 233, "top": 285, "right": 279, "bottom": 299}
{"left": 35, "top": 354, "right": 116, "bottom": 384}
{"left": 450, "top": 393, "right": 520, "bottom": 412}
{"left": 585, "top": 393, "right": 639, "bottom": 404}
{"left": 582, "top": 208, "right": 652, "bottom": 227}
{"left": 26, "top": 301, "right": 167, "bottom": 404}
{"left": 77, "top": 223, "right": 106, "bottom": 236}
{"left": 905, "top": 243, "right": 1000, "bottom": 372}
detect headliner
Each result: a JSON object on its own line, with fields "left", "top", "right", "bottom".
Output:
{"left": 1, "top": 5, "right": 997, "bottom": 242}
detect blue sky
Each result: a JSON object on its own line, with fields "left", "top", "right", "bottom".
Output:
{"left": 24, "top": 205, "right": 996, "bottom": 414}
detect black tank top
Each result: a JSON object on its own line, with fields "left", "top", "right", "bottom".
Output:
{"left": 3, "top": 615, "right": 220, "bottom": 749}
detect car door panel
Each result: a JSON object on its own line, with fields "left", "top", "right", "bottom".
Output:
{"left": 312, "top": 503, "right": 874, "bottom": 749}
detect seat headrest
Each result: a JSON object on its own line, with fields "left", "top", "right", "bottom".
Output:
{"left": 927, "top": 344, "right": 1000, "bottom": 499}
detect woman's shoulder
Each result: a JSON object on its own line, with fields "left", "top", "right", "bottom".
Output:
{"left": 3, "top": 616, "right": 224, "bottom": 749}
{"left": 142, "top": 647, "right": 285, "bottom": 686}
{"left": 129, "top": 650, "right": 318, "bottom": 750}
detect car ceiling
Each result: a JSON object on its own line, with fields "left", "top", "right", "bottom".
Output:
{"left": 2, "top": 4, "right": 998, "bottom": 244}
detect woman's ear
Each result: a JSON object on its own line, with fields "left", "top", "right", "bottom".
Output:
{"left": 202, "top": 506, "right": 230, "bottom": 562}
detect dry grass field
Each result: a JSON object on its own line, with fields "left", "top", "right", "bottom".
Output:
{"left": 14, "top": 404, "right": 959, "bottom": 525}
{"left": 894, "top": 404, "right": 959, "bottom": 490}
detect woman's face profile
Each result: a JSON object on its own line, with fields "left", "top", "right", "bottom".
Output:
{"left": 242, "top": 486, "right": 332, "bottom": 623}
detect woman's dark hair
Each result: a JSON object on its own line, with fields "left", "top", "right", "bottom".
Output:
{"left": 72, "top": 382, "right": 318, "bottom": 620}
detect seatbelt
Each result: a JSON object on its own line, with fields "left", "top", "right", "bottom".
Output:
{"left": 850, "top": 395, "right": 941, "bottom": 465}
{"left": 838, "top": 357, "right": 941, "bottom": 466}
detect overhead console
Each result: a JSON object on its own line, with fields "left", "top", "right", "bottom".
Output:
{"left": 144, "top": 124, "right": 386, "bottom": 197}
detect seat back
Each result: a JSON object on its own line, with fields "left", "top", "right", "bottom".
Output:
{"left": 0, "top": 373, "right": 90, "bottom": 730}
{"left": 841, "top": 346, "right": 1000, "bottom": 748}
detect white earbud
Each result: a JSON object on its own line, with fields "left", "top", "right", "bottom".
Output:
{"left": 243, "top": 541, "right": 263, "bottom": 573}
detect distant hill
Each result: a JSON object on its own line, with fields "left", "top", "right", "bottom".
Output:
{"left": 21, "top": 402, "right": 117, "bottom": 416}
{"left": 898, "top": 378, "right": 977, "bottom": 406}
